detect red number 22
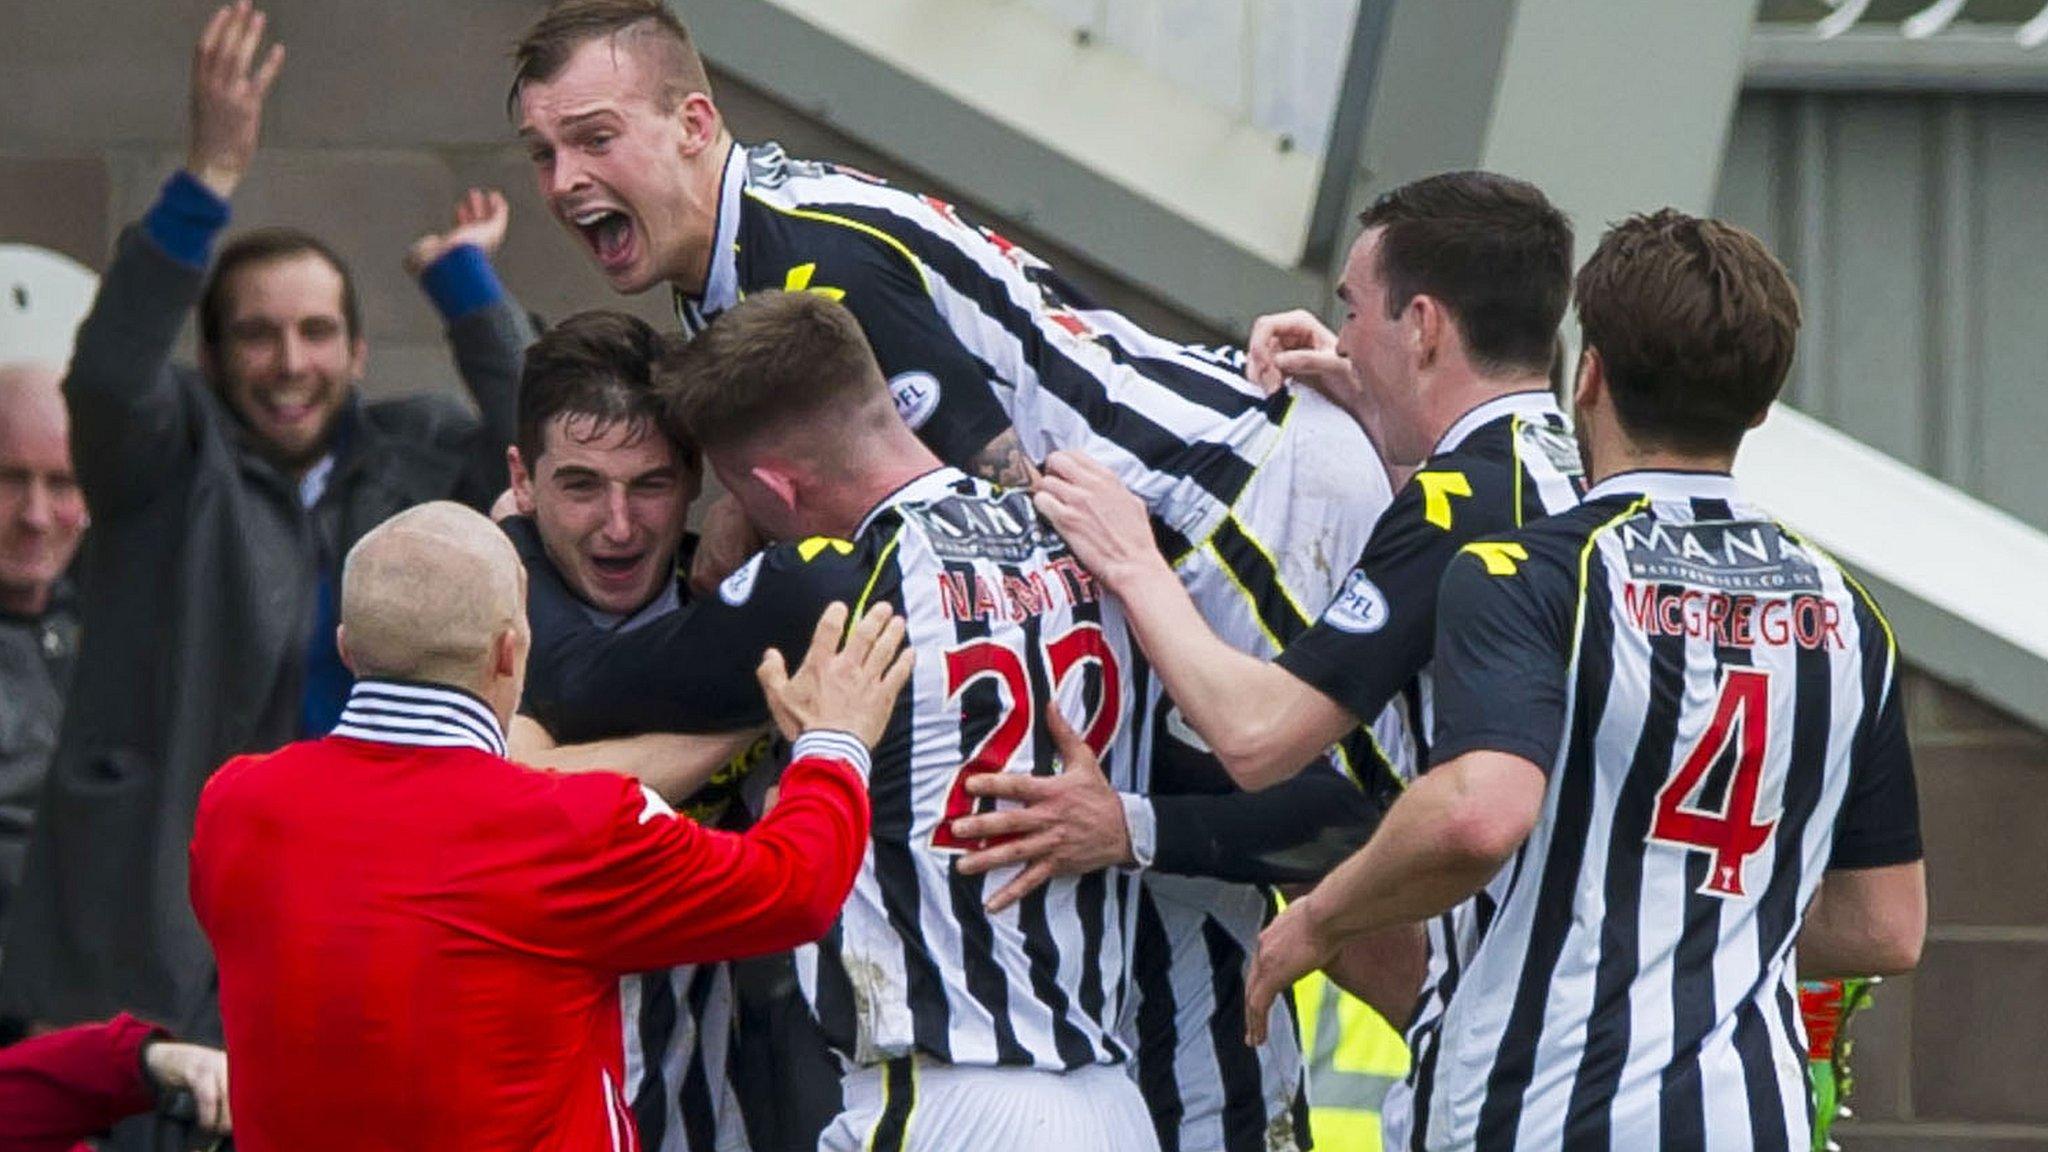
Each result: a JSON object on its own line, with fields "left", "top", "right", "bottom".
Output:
{"left": 930, "top": 623, "right": 1121, "bottom": 852}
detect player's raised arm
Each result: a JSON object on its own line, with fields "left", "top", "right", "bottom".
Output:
{"left": 1034, "top": 449, "right": 1359, "bottom": 789}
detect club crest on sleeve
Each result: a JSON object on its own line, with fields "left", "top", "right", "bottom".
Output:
{"left": 719, "top": 553, "right": 766, "bottom": 606}
{"left": 889, "top": 371, "right": 943, "bottom": 430}
{"left": 1322, "top": 569, "right": 1391, "bottom": 634}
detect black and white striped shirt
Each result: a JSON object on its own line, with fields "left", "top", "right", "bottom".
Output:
{"left": 1418, "top": 470, "right": 1922, "bottom": 1151}
{"left": 515, "top": 468, "right": 1145, "bottom": 1073}
{"left": 780, "top": 468, "right": 1145, "bottom": 1071}
{"left": 1267, "top": 391, "right": 1583, "bottom": 1151}
{"left": 677, "top": 142, "right": 1291, "bottom": 553}
{"left": 331, "top": 679, "right": 507, "bottom": 755}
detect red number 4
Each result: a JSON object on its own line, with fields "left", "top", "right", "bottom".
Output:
{"left": 930, "top": 623, "right": 1122, "bottom": 852}
{"left": 1647, "top": 667, "right": 1779, "bottom": 899}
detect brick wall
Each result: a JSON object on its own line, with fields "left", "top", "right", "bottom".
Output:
{"left": 1838, "top": 670, "right": 2048, "bottom": 1151}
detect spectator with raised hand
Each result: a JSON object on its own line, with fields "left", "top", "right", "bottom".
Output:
{"left": 0, "top": 0, "right": 536, "bottom": 1044}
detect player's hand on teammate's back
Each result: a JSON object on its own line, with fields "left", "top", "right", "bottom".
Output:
{"left": 757, "top": 602, "right": 913, "bottom": 750}
{"left": 953, "top": 712, "right": 1131, "bottom": 913}
{"left": 689, "top": 494, "right": 767, "bottom": 598}
{"left": 407, "top": 187, "right": 512, "bottom": 275}
{"left": 1243, "top": 889, "right": 1343, "bottom": 1046}
{"left": 186, "top": 0, "right": 285, "bottom": 200}
{"left": 1032, "top": 450, "right": 1161, "bottom": 594}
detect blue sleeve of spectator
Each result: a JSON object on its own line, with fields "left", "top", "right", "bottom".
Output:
{"left": 142, "top": 171, "right": 232, "bottom": 269}
{"left": 418, "top": 244, "right": 507, "bottom": 323}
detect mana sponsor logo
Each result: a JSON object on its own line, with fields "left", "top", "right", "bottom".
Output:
{"left": 905, "top": 490, "right": 1052, "bottom": 564}
{"left": 889, "top": 371, "right": 942, "bottom": 430}
{"left": 1618, "top": 518, "right": 1821, "bottom": 594}
{"left": 1322, "top": 569, "right": 1391, "bottom": 634}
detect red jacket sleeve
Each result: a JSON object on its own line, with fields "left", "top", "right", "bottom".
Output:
{"left": 0, "top": 1014, "right": 162, "bottom": 1151}
{"left": 522, "top": 731, "right": 873, "bottom": 972}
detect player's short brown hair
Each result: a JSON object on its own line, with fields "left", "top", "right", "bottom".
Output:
{"left": 517, "top": 310, "right": 688, "bottom": 469}
{"left": 510, "top": 0, "right": 711, "bottom": 112}
{"left": 1575, "top": 209, "right": 1802, "bottom": 456}
{"left": 659, "top": 291, "right": 892, "bottom": 456}
{"left": 1357, "top": 171, "right": 1574, "bottom": 377}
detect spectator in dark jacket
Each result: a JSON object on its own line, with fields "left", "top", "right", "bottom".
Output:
{"left": 0, "top": 363, "right": 86, "bottom": 938}
{"left": 0, "top": 1, "right": 536, "bottom": 1036}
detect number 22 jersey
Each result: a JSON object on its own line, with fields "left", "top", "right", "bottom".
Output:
{"left": 700, "top": 468, "right": 1145, "bottom": 1073}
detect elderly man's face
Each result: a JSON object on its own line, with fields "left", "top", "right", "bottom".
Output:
{"left": 0, "top": 365, "right": 87, "bottom": 615}
{"left": 208, "top": 253, "right": 364, "bottom": 471}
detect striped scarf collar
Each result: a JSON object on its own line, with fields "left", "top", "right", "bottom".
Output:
{"left": 329, "top": 678, "right": 508, "bottom": 758}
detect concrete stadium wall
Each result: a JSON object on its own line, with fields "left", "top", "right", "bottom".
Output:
{"left": 0, "top": 0, "right": 1202, "bottom": 396}
{"left": 1843, "top": 670, "right": 2048, "bottom": 1150}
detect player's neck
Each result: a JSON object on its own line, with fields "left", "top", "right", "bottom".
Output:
{"left": 1586, "top": 428, "right": 1736, "bottom": 487}
{"left": 838, "top": 440, "right": 947, "bottom": 536}
{"left": 1425, "top": 370, "right": 1551, "bottom": 451}
{"left": 670, "top": 133, "right": 737, "bottom": 296}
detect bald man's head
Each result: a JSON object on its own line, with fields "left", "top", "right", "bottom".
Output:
{"left": 0, "top": 361, "right": 86, "bottom": 618}
{"left": 0, "top": 362, "right": 65, "bottom": 432}
{"left": 339, "top": 503, "right": 529, "bottom": 707}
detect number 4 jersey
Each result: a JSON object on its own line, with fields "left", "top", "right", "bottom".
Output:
{"left": 1419, "top": 470, "right": 1922, "bottom": 1152}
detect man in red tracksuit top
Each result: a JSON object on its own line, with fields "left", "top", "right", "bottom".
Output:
{"left": 189, "top": 500, "right": 910, "bottom": 1151}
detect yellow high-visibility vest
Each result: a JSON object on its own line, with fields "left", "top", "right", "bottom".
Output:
{"left": 1296, "top": 972, "right": 1410, "bottom": 1151}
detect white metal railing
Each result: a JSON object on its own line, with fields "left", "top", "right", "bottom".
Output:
{"left": 1812, "top": 0, "right": 2048, "bottom": 46}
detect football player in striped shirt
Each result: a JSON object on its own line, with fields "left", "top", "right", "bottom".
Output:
{"left": 508, "top": 5, "right": 1403, "bottom": 1146}
{"left": 516, "top": 291, "right": 1160, "bottom": 1151}
{"left": 498, "top": 310, "right": 769, "bottom": 1152}
{"left": 1247, "top": 210, "right": 1926, "bottom": 1152}
{"left": 1021, "top": 172, "right": 1582, "bottom": 1149}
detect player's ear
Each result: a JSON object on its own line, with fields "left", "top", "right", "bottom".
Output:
{"left": 1573, "top": 345, "right": 1603, "bottom": 412}
{"left": 506, "top": 446, "right": 538, "bottom": 517}
{"left": 1409, "top": 294, "right": 1442, "bottom": 370}
{"left": 674, "top": 89, "right": 722, "bottom": 158}
{"left": 750, "top": 464, "right": 800, "bottom": 514}
{"left": 335, "top": 624, "right": 356, "bottom": 676}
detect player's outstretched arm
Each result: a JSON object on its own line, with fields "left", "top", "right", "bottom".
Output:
{"left": 1033, "top": 449, "right": 1358, "bottom": 789}
{"left": 515, "top": 725, "right": 769, "bottom": 805}
{"left": 539, "top": 603, "right": 910, "bottom": 972}
{"left": 1797, "top": 862, "right": 1926, "bottom": 978}
{"left": 758, "top": 601, "right": 914, "bottom": 750}
{"left": 1243, "top": 749, "right": 1544, "bottom": 1044}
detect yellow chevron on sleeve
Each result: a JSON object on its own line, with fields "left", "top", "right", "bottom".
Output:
{"left": 1415, "top": 470, "right": 1474, "bottom": 530}
{"left": 1461, "top": 541, "right": 1530, "bottom": 576}
{"left": 783, "top": 262, "right": 847, "bottom": 302}
{"left": 796, "top": 536, "right": 856, "bottom": 562}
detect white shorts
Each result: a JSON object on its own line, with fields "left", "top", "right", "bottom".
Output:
{"left": 819, "top": 1058, "right": 1160, "bottom": 1152}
